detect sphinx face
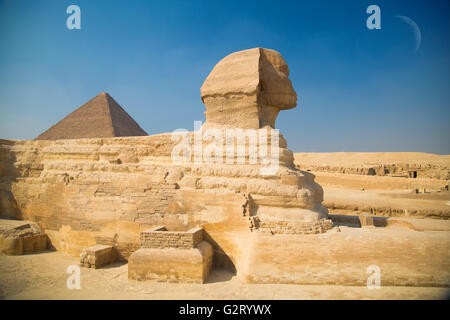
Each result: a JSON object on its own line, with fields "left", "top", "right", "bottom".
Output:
{"left": 258, "top": 49, "right": 298, "bottom": 128}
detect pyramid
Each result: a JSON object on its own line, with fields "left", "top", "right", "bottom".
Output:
{"left": 35, "top": 92, "right": 147, "bottom": 140}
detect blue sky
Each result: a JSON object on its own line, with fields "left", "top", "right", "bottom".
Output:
{"left": 0, "top": 0, "right": 449, "bottom": 153}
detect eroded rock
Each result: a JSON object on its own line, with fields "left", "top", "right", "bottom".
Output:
{"left": 0, "top": 219, "right": 48, "bottom": 255}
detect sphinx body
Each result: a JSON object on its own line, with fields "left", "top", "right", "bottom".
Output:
{"left": 196, "top": 48, "right": 331, "bottom": 233}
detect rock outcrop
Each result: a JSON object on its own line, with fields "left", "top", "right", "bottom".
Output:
{"left": 0, "top": 219, "right": 48, "bottom": 255}
{"left": 294, "top": 152, "right": 450, "bottom": 180}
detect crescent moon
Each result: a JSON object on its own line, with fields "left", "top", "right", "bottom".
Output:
{"left": 396, "top": 15, "right": 422, "bottom": 51}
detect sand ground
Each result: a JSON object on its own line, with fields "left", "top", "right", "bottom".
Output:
{"left": 0, "top": 250, "right": 448, "bottom": 300}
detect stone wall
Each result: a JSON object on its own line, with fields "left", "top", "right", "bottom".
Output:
{"left": 295, "top": 163, "right": 450, "bottom": 180}
{"left": 129, "top": 226, "right": 213, "bottom": 283}
{"left": 140, "top": 226, "right": 203, "bottom": 249}
{"left": 258, "top": 218, "right": 334, "bottom": 235}
{"left": 294, "top": 152, "right": 450, "bottom": 180}
{"left": 128, "top": 241, "right": 214, "bottom": 283}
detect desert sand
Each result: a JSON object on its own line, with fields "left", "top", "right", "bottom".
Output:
{"left": 0, "top": 250, "right": 448, "bottom": 300}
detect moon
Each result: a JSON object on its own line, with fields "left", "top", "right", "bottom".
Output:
{"left": 396, "top": 15, "right": 422, "bottom": 51}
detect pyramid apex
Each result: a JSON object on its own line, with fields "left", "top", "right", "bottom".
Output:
{"left": 35, "top": 92, "right": 147, "bottom": 140}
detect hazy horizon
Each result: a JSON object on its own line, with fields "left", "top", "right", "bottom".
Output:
{"left": 1, "top": 0, "right": 449, "bottom": 154}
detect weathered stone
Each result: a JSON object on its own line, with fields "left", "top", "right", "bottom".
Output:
{"left": 140, "top": 226, "right": 203, "bottom": 249}
{"left": 80, "top": 244, "right": 116, "bottom": 269}
{"left": 359, "top": 213, "right": 375, "bottom": 228}
{"left": 0, "top": 190, "right": 21, "bottom": 220}
{"left": 129, "top": 226, "right": 212, "bottom": 283}
{"left": 128, "top": 242, "right": 213, "bottom": 283}
{"left": 294, "top": 152, "right": 450, "bottom": 180}
{"left": 201, "top": 48, "right": 296, "bottom": 130}
{"left": 0, "top": 219, "right": 48, "bottom": 255}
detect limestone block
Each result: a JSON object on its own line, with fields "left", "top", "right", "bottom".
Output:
{"left": 128, "top": 241, "right": 213, "bottom": 283}
{"left": 359, "top": 212, "right": 375, "bottom": 228}
{"left": 140, "top": 226, "right": 203, "bottom": 249}
{"left": 21, "top": 234, "right": 48, "bottom": 253}
{"left": 80, "top": 244, "right": 116, "bottom": 268}
{"left": 0, "top": 237, "right": 23, "bottom": 255}
{"left": 0, "top": 219, "right": 48, "bottom": 255}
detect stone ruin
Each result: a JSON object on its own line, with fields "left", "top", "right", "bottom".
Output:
{"left": 80, "top": 244, "right": 117, "bottom": 269}
{"left": 0, "top": 219, "right": 48, "bottom": 255}
{"left": 0, "top": 47, "right": 333, "bottom": 282}
{"left": 128, "top": 226, "right": 213, "bottom": 283}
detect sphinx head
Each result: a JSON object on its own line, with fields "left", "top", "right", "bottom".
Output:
{"left": 200, "top": 48, "right": 297, "bottom": 129}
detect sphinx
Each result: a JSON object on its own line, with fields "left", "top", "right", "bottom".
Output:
{"left": 0, "top": 47, "right": 332, "bottom": 279}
